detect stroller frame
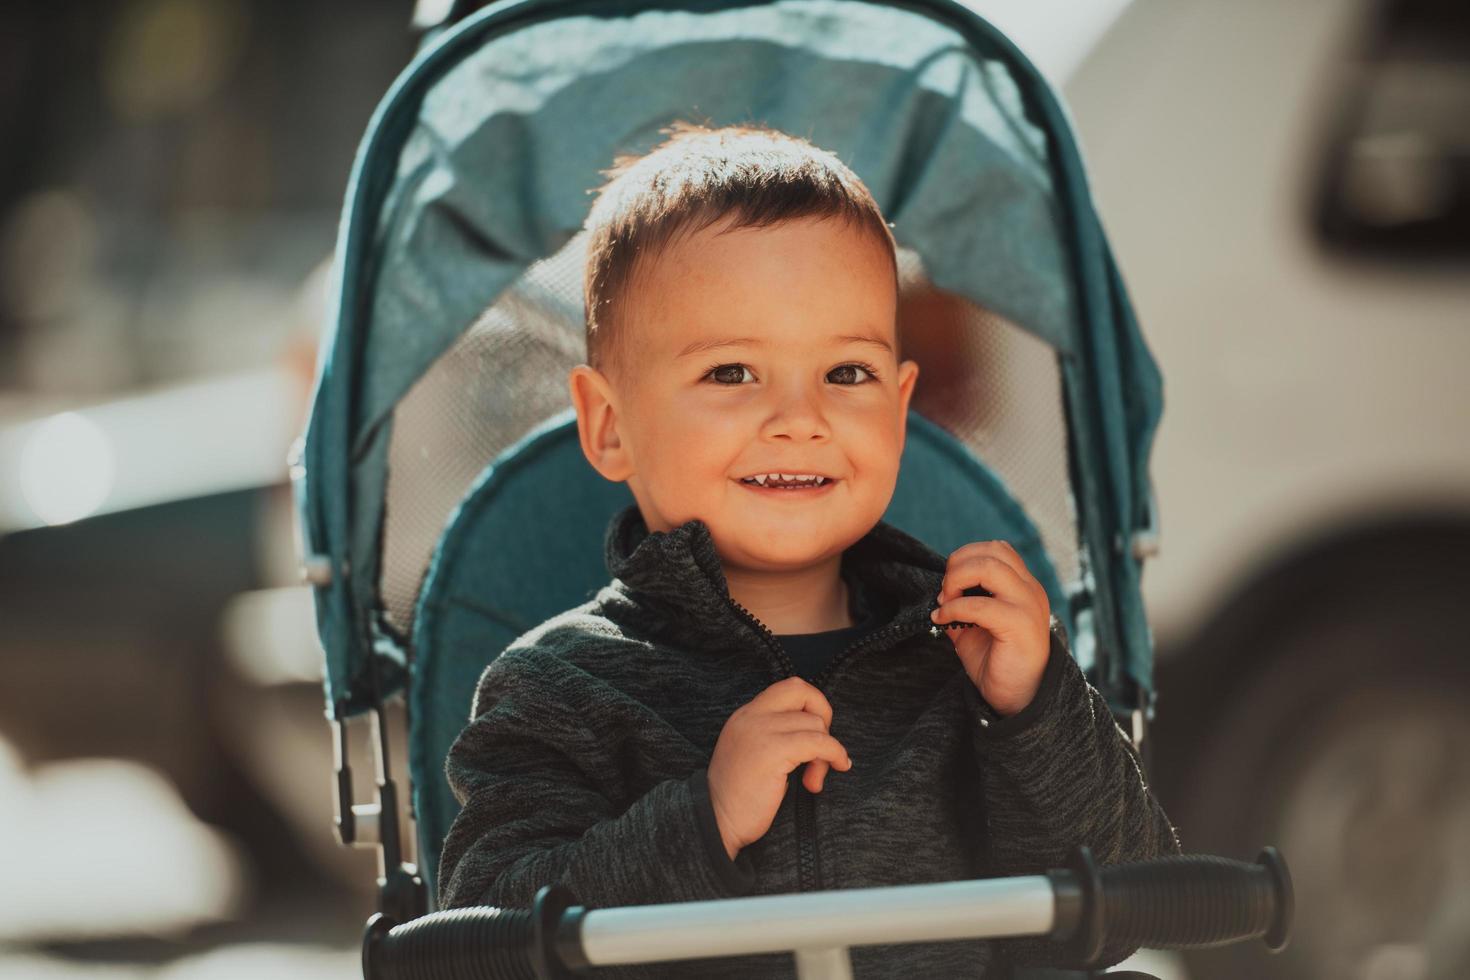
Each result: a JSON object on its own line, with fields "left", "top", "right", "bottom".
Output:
{"left": 298, "top": 1, "right": 1188, "bottom": 976}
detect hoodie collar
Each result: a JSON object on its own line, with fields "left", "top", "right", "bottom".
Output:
{"left": 602, "top": 504, "right": 947, "bottom": 658}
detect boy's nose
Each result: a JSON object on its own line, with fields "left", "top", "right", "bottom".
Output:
{"left": 760, "top": 384, "right": 830, "bottom": 440}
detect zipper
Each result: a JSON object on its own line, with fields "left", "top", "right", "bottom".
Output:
{"left": 719, "top": 592, "right": 826, "bottom": 894}
{"left": 719, "top": 589, "right": 970, "bottom": 894}
{"left": 722, "top": 592, "right": 799, "bottom": 678}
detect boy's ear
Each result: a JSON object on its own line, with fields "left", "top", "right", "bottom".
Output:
{"left": 568, "top": 364, "right": 634, "bottom": 482}
{"left": 895, "top": 358, "right": 919, "bottom": 449}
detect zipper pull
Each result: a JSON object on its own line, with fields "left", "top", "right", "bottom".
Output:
{"left": 929, "top": 583, "right": 990, "bottom": 636}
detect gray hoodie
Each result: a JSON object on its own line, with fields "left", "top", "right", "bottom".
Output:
{"left": 439, "top": 505, "right": 1182, "bottom": 977}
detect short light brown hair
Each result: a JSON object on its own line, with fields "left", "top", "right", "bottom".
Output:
{"left": 582, "top": 121, "right": 897, "bottom": 377}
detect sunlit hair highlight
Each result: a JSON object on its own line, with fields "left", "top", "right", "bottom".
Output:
{"left": 582, "top": 121, "right": 898, "bottom": 377}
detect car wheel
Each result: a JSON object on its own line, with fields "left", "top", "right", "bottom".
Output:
{"left": 1177, "top": 588, "right": 1470, "bottom": 980}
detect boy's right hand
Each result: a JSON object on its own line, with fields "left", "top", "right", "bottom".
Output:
{"left": 706, "top": 677, "right": 853, "bottom": 861}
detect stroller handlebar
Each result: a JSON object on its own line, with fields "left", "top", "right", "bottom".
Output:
{"left": 1059, "top": 846, "right": 1293, "bottom": 964}
{"left": 361, "top": 846, "right": 1293, "bottom": 980}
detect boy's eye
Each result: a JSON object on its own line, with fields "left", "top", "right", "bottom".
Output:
{"left": 706, "top": 363, "right": 756, "bottom": 385}
{"left": 828, "top": 363, "right": 878, "bottom": 385}
{"left": 701, "top": 362, "right": 881, "bottom": 386}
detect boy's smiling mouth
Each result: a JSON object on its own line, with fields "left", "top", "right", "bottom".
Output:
{"left": 737, "top": 473, "right": 836, "bottom": 490}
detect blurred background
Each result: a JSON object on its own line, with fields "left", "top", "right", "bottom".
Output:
{"left": 0, "top": 1, "right": 1466, "bottom": 978}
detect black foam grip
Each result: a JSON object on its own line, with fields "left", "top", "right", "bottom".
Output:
{"left": 1098, "top": 852, "right": 1289, "bottom": 950}
{"left": 364, "top": 907, "right": 537, "bottom": 980}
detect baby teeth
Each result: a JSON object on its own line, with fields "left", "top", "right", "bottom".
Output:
{"left": 742, "top": 473, "right": 828, "bottom": 486}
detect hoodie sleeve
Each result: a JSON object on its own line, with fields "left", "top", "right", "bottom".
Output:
{"left": 961, "top": 622, "right": 1183, "bottom": 970}
{"left": 437, "top": 646, "right": 758, "bottom": 912}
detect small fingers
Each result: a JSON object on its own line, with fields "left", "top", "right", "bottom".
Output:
{"left": 946, "top": 551, "right": 1025, "bottom": 591}
{"left": 932, "top": 592, "right": 1029, "bottom": 633}
{"left": 805, "top": 759, "right": 829, "bottom": 793}
{"left": 793, "top": 732, "right": 851, "bottom": 792}
{"left": 755, "top": 676, "right": 835, "bottom": 731}
{"left": 940, "top": 552, "right": 1032, "bottom": 604}
{"left": 769, "top": 710, "right": 830, "bottom": 734}
{"left": 943, "top": 540, "right": 1020, "bottom": 572}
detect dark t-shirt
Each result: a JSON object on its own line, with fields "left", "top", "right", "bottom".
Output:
{"left": 774, "top": 575, "right": 882, "bottom": 680}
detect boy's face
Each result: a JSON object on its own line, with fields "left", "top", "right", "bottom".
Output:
{"left": 569, "top": 214, "right": 919, "bottom": 574}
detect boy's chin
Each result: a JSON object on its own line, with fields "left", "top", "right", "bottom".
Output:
{"left": 714, "top": 514, "right": 871, "bottom": 569}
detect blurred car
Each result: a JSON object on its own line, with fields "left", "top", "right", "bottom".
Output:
{"left": 1065, "top": 1, "right": 1470, "bottom": 978}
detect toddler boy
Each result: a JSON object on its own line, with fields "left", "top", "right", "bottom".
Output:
{"left": 438, "top": 122, "right": 1181, "bottom": 978}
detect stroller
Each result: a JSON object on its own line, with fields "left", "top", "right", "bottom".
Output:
{"left": 293, "top": 1, "right": 1293, "bottom": 976}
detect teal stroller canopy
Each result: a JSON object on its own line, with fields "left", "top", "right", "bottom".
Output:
{"left": 299, "top": 0, "right": 1164, "bottom": 755}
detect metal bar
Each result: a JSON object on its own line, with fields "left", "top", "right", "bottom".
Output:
{"left": 330, "top": 707, "right": 358, "bottom": 845}
{"left": 579, "top": 874, "right": 1055, "bottom": 967}
{"left": 369, "top": 704, "right": 405, "bottom": 875}
{"left": 793, "top": 945, "right": 854, "bottom": 980}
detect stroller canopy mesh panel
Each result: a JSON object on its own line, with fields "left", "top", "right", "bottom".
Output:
{"left": 305, "top": 0, "right": 1164, "bottom": 720}
{"left": 381, "top": 241, "right": 1081, "bottom": 643}
{"left": 357, "top": 0, "right": 1076, "bottom": 453}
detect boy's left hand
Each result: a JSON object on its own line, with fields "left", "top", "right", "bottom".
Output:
{"left": 931, "top": 541, "right": 1051, "bottom": 718}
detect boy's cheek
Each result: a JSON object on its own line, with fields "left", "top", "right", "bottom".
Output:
{"left": 671, "top": 398, "right": 757, "bottom": 432}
